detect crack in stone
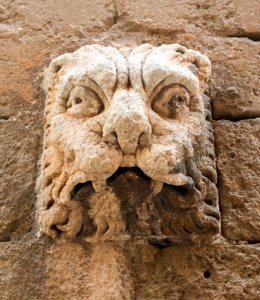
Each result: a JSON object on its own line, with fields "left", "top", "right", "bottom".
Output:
{"left": 0, "top": 115, "right": 10, "bottom": 120}
{"left": 227, "top": 33, "right": 260, "bottom": 42}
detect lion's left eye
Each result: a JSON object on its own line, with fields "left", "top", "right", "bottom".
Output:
{"left": 66, "top": 86, "right": 104, "bottom": 117}
{"left": 152, "top": 85, "right": 190, "bottom": 119}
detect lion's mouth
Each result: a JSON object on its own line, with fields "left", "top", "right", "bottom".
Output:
{"left": 70, "top": 167, "right": 198, "bottom": 238}
{"left": 71, "top": 167, "right": 153, "bottom": 203}
{"left": 71, "top": 167, "right": 194, "bottom": 201}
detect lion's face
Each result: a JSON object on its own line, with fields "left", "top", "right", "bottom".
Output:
{"left": 40, "top": 44, "right": 219, "bottom": 239}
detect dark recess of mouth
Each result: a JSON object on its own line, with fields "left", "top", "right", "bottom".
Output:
{"left": 71, "top": 181, "right": 95, "bottom": 201}
{"left": 70, "top": 167, "right": 153, "bottom": 202}
{"left": 107, "top": 167, "right": 152, "bottom": 207}
{"left": 71, "top": 167, "right": 198, "bottom": 238}
{"left": 71, "top": 167, "right": 191, "bottom": 206}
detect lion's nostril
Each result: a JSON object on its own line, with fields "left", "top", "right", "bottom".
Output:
{"left": 103, "top": 131, "right": 118, "bottom": 145}
{"left": 103, "top": 121, "right": 151, "bottom": 154}
{"left": 138, "top": 131, "right": 151, "bottom": 147}
{"left": 111, "top": 131, "right": 117, "bottom": 138}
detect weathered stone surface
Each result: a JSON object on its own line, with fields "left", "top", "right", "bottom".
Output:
{"left": 117, "top": 0, "right": 260, "bottom": 37}
{"left": 0, "top": 239, "right": 133, "bottom": 300}
{"left": 0, "top": 0, "right": 115, "bottom": 37}
{"left": 44, "top": 241, "right": 91, "bottom": 299}
{"left": 0, "top": 94, "right": 43, "bottom": 241}
{"left": 232, "top": 0, "right": 260, "bottom": 38}
{"left": 0, "top": 0, "right": 259, "bottom": 299}
{"left": 214, "top": 119, "right": 260, "bottom": 241}
{"left": 39, "top": 44, "right": 219, "bottom": 241}
{"left": 0, "top": 237, "right": 259, "bottom": 300}
{"left": 133, "top": 237, "right": 260, "bottom": 299}
{"left": 87, "top": 243, "right": 134, "bottom": 300}
{"left": 0, "top": 238, "right": 48, "bottom": 300}
{"left": 0, "top": 0, "right": 116, "bottom": 103}
{"left": 208, "top": 39, "right": 260, "bottom": 120}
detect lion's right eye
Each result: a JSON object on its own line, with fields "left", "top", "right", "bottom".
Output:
{"left": 152, "top": 84, "right": 190, "bottom": 119}
{"left": 66, "top": 86, "right": 104, "bottom": 117}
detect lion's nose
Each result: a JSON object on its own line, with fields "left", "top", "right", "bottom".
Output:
{"left": 103, "top": 91, "right": 151, "bottom": 154}
{"left": 103, "top": 119, "right": 151, "bottom": 154}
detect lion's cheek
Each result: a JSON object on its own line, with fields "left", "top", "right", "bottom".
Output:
{"left": 136, "top": 143, "right": 186, "bottom": 182}
{"left": 72, "top": 144, "right": 123, "bottom": 180}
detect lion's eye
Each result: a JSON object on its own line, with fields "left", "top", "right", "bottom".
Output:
{"left": 152, "top": 85, "right": 190, "bottom": 119}
{"left": 66, "top": 86, "right": 104, "bottom": 117}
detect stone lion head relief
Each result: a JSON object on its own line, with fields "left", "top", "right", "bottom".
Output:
{"left": 39, "top": 44, "right": 220, "bottom": 242}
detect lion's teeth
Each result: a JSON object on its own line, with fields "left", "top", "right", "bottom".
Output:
{"left": 92, "top": 180, "right": 107, "bottom": 192}
{"left": 151, "top": 181, "right": 163, "bottom": 195}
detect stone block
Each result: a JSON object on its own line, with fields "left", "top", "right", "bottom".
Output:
{"left": 232, "top": 0, "right": 260, "bottom": 38}
{"left": 208, "top": 39, "right": 260, "bottom": 120}
{"left": 214, "top": 119, "right": 260, "bottom": 241}
{"left": 133, "top": 238, "right": 260, "bottom": 299}
{"left": 0, "top": 238, "right": 48, "bottom": 300}
{"left": 0, "top": 94, "right": 43, "bottom": 240}
{"left": 117, "top": 0, "right": 260, "bottom": 37}
{"left": 1, "top": 0, "right": 115, "bottom": 37}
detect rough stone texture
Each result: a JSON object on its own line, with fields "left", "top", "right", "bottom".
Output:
{"left": 0, "top": 238, "right": 48, "bottom": 300}
{"left": 0, "top": 95, "right": 43, "bottom": 241}
{"left": 214, "top": 119, "right": 260, "bottom": 241}
{"left": 208, "top": 39, "right": 260, "bottom": 120}
{"left": 133, "top": 237, "right": 260, "bottom": 299}
{"left": 44, "top": 241, "right": 92, "bottom": 299}
{"left": 117, "top": 0, "right": 260, "bottom": 37}
{"left": 0, "top": 237, "right": 259, "bottom": 299}
{"left": 0, "top": 0, "right": 259, "bottom": 299}
{"left": 0, "top": 0, "right": 115, "bottom": 37}
{"left": 232, "top": 0, "right": 260, "bottom": 38}
{"left": 39, "top": 44, "right": 219, "bottom": 241}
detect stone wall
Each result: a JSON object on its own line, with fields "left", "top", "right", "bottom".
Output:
{"left": 0, "top": 1, "right": 259, "bottom": 299}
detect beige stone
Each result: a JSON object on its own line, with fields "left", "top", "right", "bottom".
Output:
{"left": 0, "top": 94, "right": 43, "bottom": 241}
{"left": 214, "top": 119, "right": 260, "bottom": 241}
{"left": 208, "top": 38, "right": 260, "bottom": 120}
{"left": 0, "top": 237, "right": 259, "bottom": 299}
{"left": 133, "top": 237, "right": 260, "bottom": 299}
{"left": 117, "top": 0, "right": 260, "bottom": 37}
{"left": 1, "top": 0, "right": 115, "bottom": 36}
{"left": 232, "top": 0, "right": 260, "bottom": 38}
{"left": 39, "top": 44, "right": 220, "bottom": 241}
{"left": 0, "top": 0, "right": 259, "bottom": 299}
{"left": 44, "top": 241, "right": 91, "bottom": 299}
{"left": 0, "top": 238, "right": 48, "bottom": 300}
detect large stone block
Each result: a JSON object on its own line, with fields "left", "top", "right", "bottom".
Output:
{"left": 117, "top": 0, "right": 260, "bottom": 37}
{"left": 0, "top": 237, "right": 259, "bottom": 299}
{"left": 1, "top": 0, "right": 115, "bottom": 37}
{"left": 133, "top": 238, "right": 260, "bottom": 299}
{"left": 44, "top": 241, "right": 134, "bottom": 300}
{"left": 208, "top": 39, "right": 260, "bottom": 120}
{"left": 0, "top": 94, "right": 43, "bottom": 240}
{"left": 214, "top": 119, "right": 260, "bottom": 241}
{"left": 0, "top": 238, "right": 48, "bottom": 300}
{"left": 232, "top": 0, "right": 260, "bottom": 38}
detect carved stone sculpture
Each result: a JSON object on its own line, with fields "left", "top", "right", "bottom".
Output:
{"left": 39, "top": 44, "right": 220, "bottom": 242}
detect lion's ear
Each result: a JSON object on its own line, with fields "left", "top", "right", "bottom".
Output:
{"left": 49, "top": 53, "right": 72, "bottom": 73}
{"left": 44, "top": 53, "right": 72, "bottom": 93}
{"left": 184, "top": 49, "right": 211, "bottom": 93}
